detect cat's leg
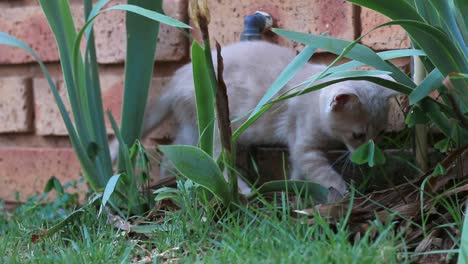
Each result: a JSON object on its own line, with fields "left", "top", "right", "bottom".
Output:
{"left": 289, "top": 145, "right": 347, "bottom": 195}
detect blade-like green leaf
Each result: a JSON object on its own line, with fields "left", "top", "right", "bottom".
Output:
{"left": 292, "top": 49, "right": 425, "bottom": 89}
{"left": 409, "top": 68, "right": 444, "bottom": 105}
{"left": 233, "top": 76, "right": 413, "bottom": 141}
{"left": 83, "top": 0, "right": 113, "bottom": 186}
{"left": 405, "top": 105, "right": 429, "bottom": 127}
{"left": 44, "top": 176, "right": 64, "bottom": 196}
{"left": 420, "top": 99, "right": 468, "bottom": 145}
{"left": 0, "top": 32, "right": 100, "bottom": 191}
{"left": 350, "top": 140, "right": 386, "bottom": 167}
{"left": 347, "top": 1, "right": 468, "bottom": 76}
{"left": 39, "top": 0, "right": 93, "bottom": 151}
{"left": 118, "top": 0, "right": 162, "bottom": 170}
{"left": 325, "top": 70, "right": 392, "bottom": 79}
{"left": 108, "top": 112, "right": 140, "bottom": 214}
{"left": 453, "top": 0, "right": 468, "bottom": 45}
{"left": 272, "top": 28, "right": 415, "bottom": 88}
{"left": 31, "top": 194, "right": 101, "bottom": 242}
{"left": 98, "top": 174, "right": 121, "bottom": 217}
{"left": 106, "top": 4, "right": 191, "bottom": 29}
{"left": 192, "top": 41, "right": 216, "bottom": 156}
{"left": 159, "top": 145, "right": 231, "bottom": 205}
{"left": 348, "top": 0, "right": 424, "bottom": 22}
{"left": 250, "top": 46, "right": 317, "bottom": 119}
{"left": 427, "top": 1, "right": 467, "bottom": 55}
{"left": 458, "top": 199, "right": 468, "bottom": 264}
{"left": 39, "top": 0, "right": 116, "bottom": 190}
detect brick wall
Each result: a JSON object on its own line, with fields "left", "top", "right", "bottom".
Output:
{"left": 0, "top": 0, "right": 410, "bottom": 202}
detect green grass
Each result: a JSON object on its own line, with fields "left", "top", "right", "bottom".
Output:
{"left": 0, "top": 186, "right": 408, "bottom": 264}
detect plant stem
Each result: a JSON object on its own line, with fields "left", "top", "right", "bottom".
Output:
{"left": 413, "top": 55, "right": 429, "bottom": 172}
{"left": 215, "top": 42, "right": 237, "bottom": 200}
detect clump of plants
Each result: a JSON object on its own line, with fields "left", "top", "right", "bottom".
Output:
{"left": 0, "top": 0, "right": 466, "bottom": 262}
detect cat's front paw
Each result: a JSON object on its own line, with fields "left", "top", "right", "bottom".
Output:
{"left": 327, "top": 186, "right": 347, "bottom": 202}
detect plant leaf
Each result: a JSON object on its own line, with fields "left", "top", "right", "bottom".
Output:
{"left": 118, "top": 0, "right": 162, "bottom": 171}
{"left": 98, "top": 174, "right": 121, "bottom": 217}
{"left": 191, "top": 41, "right": 216, "bottom": 156}
{"left": 409, "top": 68, "right": 444, "bottom": 105}
{"left": 0, "top": 32, "right": 100, "bottom": 191}
{"left": 350, "top": 140, "right": 385, "bottom": 167}
{"left": 250, "top": 46, "right": 317, "bottom": 119}
{"left": 44, "top": 176, "right": 64, "bottom": 196}
{"left": 31, "top": 194, "right": 102, "bottom": 243}
{"left": 234, "top": 75, "right": 413, "bottom": 141}
{"left": 106, "top": 4, "right": 191, "bottom": 29}
{"left": 272, "top": 28, "right": 415, "bottom": 87}
{"left": 347, "top": 1, "right": 468, "bottom": 76}
{"left": 159, "top": 145, "right": 231, "bottom": 205}
{"left": 405, "top": 105, "right": 429, "bottom": 127}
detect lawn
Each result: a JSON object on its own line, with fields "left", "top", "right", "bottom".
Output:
{"left": 1, "top": 187, "right": 408, "bottom": 263}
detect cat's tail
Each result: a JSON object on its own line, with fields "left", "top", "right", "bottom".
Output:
{"left": 109, "top": 94, "right": 172, "bottom": 163}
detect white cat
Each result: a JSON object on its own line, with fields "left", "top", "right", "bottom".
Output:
{"left": 111, "top": 41, "right": 397, "bottom": 195}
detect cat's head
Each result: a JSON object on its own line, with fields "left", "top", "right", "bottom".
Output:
{"left": 322, "top": 80, "right": 399, "bottom": 151}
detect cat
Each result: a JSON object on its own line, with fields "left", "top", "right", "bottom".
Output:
{"left": 111, "top": 40, "right": 398, "bottom": 195}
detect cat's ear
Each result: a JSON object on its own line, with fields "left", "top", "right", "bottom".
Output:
{"left": 330, "top": 93, "right": 360, "bottom": 111}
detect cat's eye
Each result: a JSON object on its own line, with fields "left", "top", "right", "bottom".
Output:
{"left": 352, "top": 132, "right": 366, "bottom": 140}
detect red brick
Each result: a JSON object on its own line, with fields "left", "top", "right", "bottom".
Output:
{"left": 0, "top": 1, "right": 187, "bottom": 64}
{"left": 0, "top": 77, "right": 33, "bottom": 133}
{"left": 92, "top": 0, "right": 188, "bottom": 63}
{"left": 360, "top": 7, "right": 411, "bottom": 50}
{"left": 193, "top": 0, "right": 355, "bottom": 51}
{"left": 0, "top": 147, "right": 85, "bottom": 202}
{"left": 0, "top": 6, "right": 59, "bottom": 63}
{"left": 33, "top": 76, "right": 120, "bottom": 135}
{"left": 33, "top": 75, "right": 175, "bottom": 137}
{"left": 33, "top": 78, "right": 70, "bottom": 135}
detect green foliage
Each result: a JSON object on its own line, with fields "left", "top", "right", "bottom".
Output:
{"left": 351, "top": 140, "right": 386, "bottom": 167}
{"left": 341, "top": 0, "right": 467, "bottom": 261}
{"left": 98, "top": 174, "right": 121, "bottom": 217}
{"left": 118, "top": 0, "right": 160, "bottom": 172}
{"left": 0, "top": 0, "right": 191, "bottom": 215}
{"left": 1, "top": 186, "right": 406, "bottom": 263}
{"left": 191, "top": 41, "right": 216, "bottom": 157}
{"left": 159, "top": 145, "right": 232, "bottom": 206}
{"left": 44, "top": 176, "right": 65, "bottom": 197}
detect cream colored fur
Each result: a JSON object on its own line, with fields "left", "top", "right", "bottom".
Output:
{"left": 112, "top": 41, "right": 397, "bottom": 195}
